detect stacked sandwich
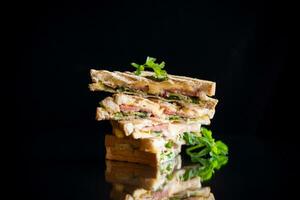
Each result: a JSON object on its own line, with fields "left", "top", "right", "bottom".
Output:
{"left": 89, "top": 58, "right": 218, "bottom": 167}
{"left": 106, "top": 156, "right": 215, "bottom": 200}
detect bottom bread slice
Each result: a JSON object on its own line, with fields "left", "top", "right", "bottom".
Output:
{"left": 105, "top": 134, "right": 182, "bottom": 167}
{"left": 106, "top": 146, "right": 159, "bottom": 167}
{"left": 105, "top": 157, "right": 182, "bottom": 191}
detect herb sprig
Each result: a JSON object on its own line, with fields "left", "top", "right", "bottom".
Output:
{"left": 182, "top": 127, "right": 228, "bottom": 181}
{"left": 131, "top": 56, "right": 168, "bottom": 81}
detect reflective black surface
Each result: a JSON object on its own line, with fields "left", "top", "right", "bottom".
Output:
{"left": 18, "top": 126, "right": 294, "bottom": 200}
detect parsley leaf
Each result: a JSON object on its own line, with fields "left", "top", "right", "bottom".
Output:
{"left": 131, "top": 62, "right": 144, "bottom": 75}
{"left": 113, "top": 112, "right": 124, "bottom": 120}
{"left": 165, "top": 140, "right": 174, "bottom": 148}
{"left": 168, "top": 115, "right": 182, "bottom": 121}
{"left": 133, "top": 111, "right": 148, "bottom": 118}
{"left": 131, "top": 56, "right": 168, "bottom": 81}
{"left": 182, "top": 127, "right": 229, "bottom": 181}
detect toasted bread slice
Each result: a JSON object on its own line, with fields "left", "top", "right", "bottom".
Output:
{"left": 105, "top": 135, "right": 182, "bottom": 167}
{"left": 105, "top": 134, "right": 167, "bottom": 153}
{"left": 106, "top": 146, "right": 159, "bottom": 167}
{"left": 89, "top": 70, "right": 216, "bottom": 99}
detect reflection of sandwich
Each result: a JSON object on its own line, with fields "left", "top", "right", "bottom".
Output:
{"left": 105, "top": 157, "right": 215, "bottom": 200}
{"left": 105, "top": 156, "right": 182, "bottom": 191}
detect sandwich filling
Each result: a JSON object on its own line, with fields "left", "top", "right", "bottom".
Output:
{"left": 96, "top": 93, "right": 216, "bottom": 123}
{"left": 111, "top": 119, "right": 202, "bottom": 142}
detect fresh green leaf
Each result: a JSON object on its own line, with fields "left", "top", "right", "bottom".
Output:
{"left": 133, "top": 111, "right": 148, "bottom": 118}
{"left": 166, "top": 93, "right": 201, "bottom": 104}
{"left": 201, "top": 127, "right": 213, "bottom": 140}
{"left": 190, "top": 96, "right": 200, "bottom": 104}
{"left": 166, "top": 164, "right": 172, "bottom": 171}
{"left": 116, "top": 86, "right": 136, "bottom": 93}
{"left": 165, "top": 140, "right": 174, "bottom": 148}
{"left": 153, "top": 131, "right": 162, "bottom": 134}
{"left": 166, "top": 173, "right": 174, "bottom": 180}
{"left": 169, "top": 197, "right": 180, "bottom": 200}
{"left": 131, "top": 62, "right": 144, "bottom": 75}
{"left": 167, "top": 93, "right": 181, "bottom": 100}
{"left": 187, "top": 145, "right": 210, "bottom": 157}
{"left": 183, "top": 127, "right": 229, "bottom": 181}
{"left": 168, "top": 115, "right": 182, "bottom": 121}
{"left": 182, "top": 167, "right": 197, "bottom": 181}
{"left": 166, "top": 151, "right": 175, "bottom": 159}
{"left": 160, "top": 150, "right": 175, "bottom": 161}
{"left": 215, "top": 155, "right": 228, "bottom": 169}
{"left": 131, "top": 56, "right": 168, "bottom": 81}
{"left": 215, "top": 140, "right": 229, "bottom": 155}
{"left": 131, "top": 62, "right": 140, "bottom": 68}
{"left": 113, "top": 112, "right": 124, "bottom": 120}
{"left": 183, "top": 132, "right": 199, "bottom": 145}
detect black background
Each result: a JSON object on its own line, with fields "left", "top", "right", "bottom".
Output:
{"left": 15, "top": 0, "right": 294, "bottom": 199}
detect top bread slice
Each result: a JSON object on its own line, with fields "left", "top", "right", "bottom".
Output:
{"left": 89, "top": 70, "right": 216, "bottom": 98}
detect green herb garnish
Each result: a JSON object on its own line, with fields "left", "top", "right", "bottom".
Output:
{"left": 182, "top": 131, "right": 199, "bottom": 145}
{"left": 169, "top": 198, "right": 180, "bottom": 200}
{"left": 167, "top": 93, "right": 181, "bottom": 100}
{"left": 116, "top": 86, "right": 135, "bottom": 93}
{"left": 133, "top": 111, "right": 148, "bottom": 118}
{"left": 160, "top": 150, "right": 175, "bottom": 161}
{"left": 152, "top": 131, "right": 162, "bottom": 137}
{"left": 153, "top": 130, "right": 162, "bottom": 134}
{"left": 165, "top": 140, "right": 174, "bottom": 148}
{"left": 167, "top": 93, "right": 201, "bottom": 104}
{"left": 190, "top": 96, "right": 200, "bottom": 104}
{"left": 113, "top": 112, "right": 124, "bottom": 120}
{"left": 166, "top": 163, "right": 172, "bottom": 172}
{"left": 168, "top": 115, "right": 182, "bottom": 121}
{"left": 182, "top": 127, "right": 229, "bottom": 181}
{"left": 166, "top": 173, "right": 174, "bottom": 180}
{"left": 131, "top": 56, "right": 168, "bottom": 81}
{"left": 166, "top": 151, "right": 175, "bottom": 159}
